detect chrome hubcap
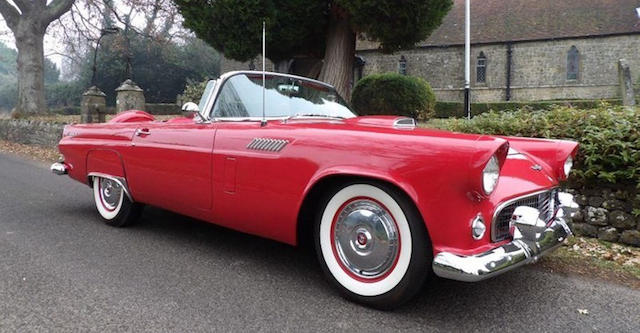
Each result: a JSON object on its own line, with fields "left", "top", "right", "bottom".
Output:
{"left": 333, "top": 199, "right": 399, "bottom": 279}
{"left": 99, "top": 178, "right": 122, "bottom": 210}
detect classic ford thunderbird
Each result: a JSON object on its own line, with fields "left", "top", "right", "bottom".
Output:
{"left": 52, "top": 71, "right": 578, "bottom": 309}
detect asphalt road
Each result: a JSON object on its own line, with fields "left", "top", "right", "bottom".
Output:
{"left": 0, "top": 152, "right": 638, "bottom": 332}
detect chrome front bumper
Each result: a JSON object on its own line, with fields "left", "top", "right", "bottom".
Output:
{"left": 432, "top": 192, "right": 578, "bottom": 282}
{"left": 50, "top": 162, "right": 68, "bottom": 175}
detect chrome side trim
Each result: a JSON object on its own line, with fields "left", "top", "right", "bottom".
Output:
{"left": 50, "top": 162, "right": 68, "bottom": 175}
{"left": 432, "top": 192, "right": 577, "bottom": 282}
{"left": 491, "top": 188, "right": 553, "bottom": 242}
{"left": 87, "top": 172, "right": 133, "bottom": 202}
{"left": 393, "top": 117, "right": 416, "bottom": 129}
{"left": 246, "top": 138, "right": 289, "bottom": 152}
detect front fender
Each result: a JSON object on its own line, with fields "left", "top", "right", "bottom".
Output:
{"left": 302, "top": 166, "right": 421, "bottom": 208}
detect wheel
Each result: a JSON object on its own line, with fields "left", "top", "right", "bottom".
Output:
{"left": 314, "top": 182, "right": 432, "bottom": 309}
{"left": 92, "top": 176, "right": 142, "bottom": 227}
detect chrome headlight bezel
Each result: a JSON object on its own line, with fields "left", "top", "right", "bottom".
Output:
{"left": 563, "top": 156, "right": 573, "bottom": 178}
{"left": 482, "top": 155, "right": 500, "bottom": 195}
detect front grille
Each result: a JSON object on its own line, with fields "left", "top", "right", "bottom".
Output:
{"left": 492, "top": 189, "right": 559, "bottom": 242}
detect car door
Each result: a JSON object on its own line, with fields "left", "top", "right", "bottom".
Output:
{"left": 125, "top": 119, "right": 216, "bottom": 217}
{"left": 205, "top": 73, "right": 306, "bottom": 242}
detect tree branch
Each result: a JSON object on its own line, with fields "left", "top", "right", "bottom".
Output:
{"left": 0, "top": 0, "right": 20, "bottom": 29}
{"left": 44, "top": 0, "right": 75, "bottom": 23}
{"left": 11, "top": 0, "right": 29, "bottom": 12}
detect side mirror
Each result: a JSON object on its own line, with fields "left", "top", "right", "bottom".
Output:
{"left": 182, "top": 102, "right": 199, "bottom": 113}
{"left": 181, "top": 102, "right": 199, "bottom": 119}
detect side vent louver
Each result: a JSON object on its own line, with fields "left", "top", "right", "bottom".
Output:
{"left": 247, "top": 138, "right": 289, "bottom": 152}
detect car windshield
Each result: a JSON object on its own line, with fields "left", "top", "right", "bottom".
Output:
{"left": 198, "top": 79, "right": 217, "bottom": 112}
{"left": 211, "top": 73, "right": 356, "bottom": 119}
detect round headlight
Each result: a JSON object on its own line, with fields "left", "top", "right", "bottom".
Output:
{"left": 482, "top": 155, "right": 500, "bottom": 195}
{"left": 564, "top": 156, "right": 573, "bottom": 177}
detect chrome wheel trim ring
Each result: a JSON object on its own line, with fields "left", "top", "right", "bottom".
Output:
{"left": 332, "top": 198, "right": 400, "bottom": 280}
{"left": 319, "top": 184, "right": 413, "bottom": 296}
{"left": 93, "top": 176, "right": 125, "bottom": 220}
{"left": 99, "top": 178, "right": 122, "bottom": 211}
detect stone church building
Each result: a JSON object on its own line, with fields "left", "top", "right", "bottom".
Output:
{"left": 221, "top": 0, "right": 640, "bottom": 103}
{"left": 356, "top": 0, "right": 640, "bottom": 102}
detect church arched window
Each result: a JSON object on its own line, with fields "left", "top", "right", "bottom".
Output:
{"left": 398, "top": 56, "right": 407, "bottom": 75}
{"left": 476, "top": 52, "right": 487, "bottom": 83}
{"left": 567, "top": 46, "right": 579, "bottom": 80}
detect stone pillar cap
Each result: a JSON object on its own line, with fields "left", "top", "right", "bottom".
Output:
{"left": 83, "top": 86, "right": 107, "bottom": 97}
{"left": 116, "top": 79, "right": 143, "bottom": 92}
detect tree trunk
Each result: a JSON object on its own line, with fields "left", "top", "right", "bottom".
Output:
{"left": 318, "top": 6, "right": 355, "bottom": 100}
{"left": 274, "top": 59, "right": 294, "bottom": 73}
{"left": 14, "top": 20, "right": 47, "bottom": 114}
{"left": 0, "top": 0, "right": 74, "bottom": 115}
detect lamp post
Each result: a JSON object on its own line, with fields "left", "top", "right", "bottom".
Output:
{"left": 91, "top": 27, "right": 120, "bottom": 87}
{"left": 464, "top": 0, "right": 471, "bottom": 120}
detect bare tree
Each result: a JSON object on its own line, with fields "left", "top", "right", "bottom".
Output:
{"left": 51, "top": 0, "right": 188, "bottom": 79}
{"left": 0, "top": 0, "right": 74, "bottom": 114}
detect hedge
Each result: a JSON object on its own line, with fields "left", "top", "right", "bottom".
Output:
{"left": 351, "top": 73, "right": 436, "bottom": 120}
{"left": 435, "top": 99, "right": 622, "bottom": 118}
{"left": 431, "top": 105, "right": 640, "bottom": 190}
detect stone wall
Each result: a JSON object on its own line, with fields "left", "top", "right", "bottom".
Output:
{"left": 569, "top": 187, "right": 640, "bottom": 247}
{"left": 145, "top": 103, "right": 181, "bottom": 115}
{"left": 0, "top": 119, "right": 64, "bottom": 149}
{"left": 0, "top": 106, "right": 181, "bottom": 149}
{"left": 357, "top": 34, "right": 640, "bottom": 102}
{"left": 220, "top": 56, "right": 275, "bottom": 73}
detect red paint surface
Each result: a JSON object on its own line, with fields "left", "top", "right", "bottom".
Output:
{"left": 58, "top": 112, "right": 578, "bottom": 256}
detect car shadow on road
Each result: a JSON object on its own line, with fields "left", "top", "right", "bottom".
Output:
{"left": 125, "top": 205, "right": 570, "bottom": 321}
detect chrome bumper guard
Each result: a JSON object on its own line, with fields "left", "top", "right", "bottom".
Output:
{"left": 50, "top": 162, "right": 68, "bottom": 175}
{"left": 432, "top": 192, "right": 578, "bottom": 282}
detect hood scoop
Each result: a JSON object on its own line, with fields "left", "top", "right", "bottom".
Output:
{"left": 345, "top": 116, "right": 416, "bottom": 129}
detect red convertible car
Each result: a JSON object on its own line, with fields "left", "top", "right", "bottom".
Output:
{"left": 52, "top": 71, "right": 578, "bottom": 309}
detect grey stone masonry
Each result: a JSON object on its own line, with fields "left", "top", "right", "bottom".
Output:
{"left": 0, "top": 119, "right": 64, "bottom": 148}
{"left": 81, "top": 86, "right": 107, "bottom": 123}
{"left": 569, "top": 187, "right": 639, "bottom": 247}
{"left": 357, "top": 35, "right": 640, "bottom": 102}
{"left": 618, "top": 59, "right": 636, "bottom": 106}
{"left": 116, "top": 79, "right": 145, "bottom": 113}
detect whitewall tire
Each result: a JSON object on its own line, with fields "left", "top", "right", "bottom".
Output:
{"left": 315, "top": 181, "right": 432, "bottom": 309}
{"left": 92, "top": 176, "right": 142, "bottom": 227}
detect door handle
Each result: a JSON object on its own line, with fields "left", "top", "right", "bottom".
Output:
{"left": 135, "top": 128, "right": 150, "bottom": 136}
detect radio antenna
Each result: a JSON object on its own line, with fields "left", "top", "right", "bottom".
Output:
{"left": 261, "top": 20, "right": 267, "bottom": 127}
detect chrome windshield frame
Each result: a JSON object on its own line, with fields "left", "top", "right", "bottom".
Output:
{"left": 201, "top": 71, "right": 352, "bottom": 122}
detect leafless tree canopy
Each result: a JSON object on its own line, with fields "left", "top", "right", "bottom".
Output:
{"left": 43, "top": 0, "right": 189, "bottom": 79}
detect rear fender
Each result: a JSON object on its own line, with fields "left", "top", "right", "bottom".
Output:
{"left": 109, "top": 110, "right": 155, "bottom": 123}
{"left": 86, "top": 149, "right": 126, "bottom": 182}
{"left": 86, "top": 149, "right": 134, "bottom": 201}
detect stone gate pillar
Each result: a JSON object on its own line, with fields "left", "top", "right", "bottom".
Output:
{"left": 81, "top": 86, "right": 107, "bottom": 123}
{"left": 618, "top": 59, "right": 636, "bottom": 107}
{"left": 115, "top": 79, "right": 145, "bottom": 113}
